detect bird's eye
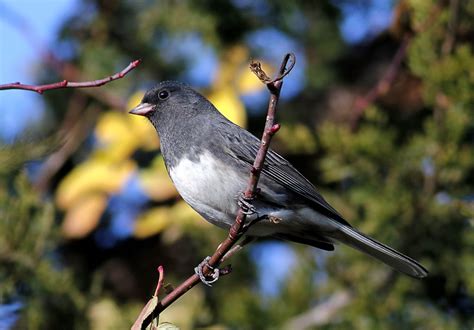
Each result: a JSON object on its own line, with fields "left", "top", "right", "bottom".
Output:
{"left": 158, "top": 90, "right": 169, "bottom": 100}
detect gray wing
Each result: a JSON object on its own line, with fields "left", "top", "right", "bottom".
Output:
{"left": 219, "top": 124, "right": 351, "bottom": 227}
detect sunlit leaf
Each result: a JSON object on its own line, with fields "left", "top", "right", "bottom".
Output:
{"left": 208, "top": 87, "right": 247, "bottom": 127}
{"left": 131, "top": 296, "right": 159, "bottom": 330}
{"left": 139, "top": 155, "right": 178, "bottom": 201}
{"left": 133, "top": 200, "right": 206, "bottom": 241}
{"left": 169, "top": 200, "right": 205, "bottom": 226}
{"left": 56, "top": 160, "right": 136, "bottom": 209}
{"left": 94, "top": 109, "right": 158, "bottom": 162}
{"left": 133, "top": 206, "right": 172, "bottom": 239}
{"left": 157, "top": 322, "right": 179, "bottom": 329}
{"left": 95, "top": 111, "right": 134, "bottom": 145}
{"left": 88, "top": 298, "right": 129, "bottom": 330}
{"left": 160, "top": 201, "right": 209, "bottom": 243}
{"left": 61, "top": 193, "right": 108, "bottom": 239}
{"left": 159, "top": 287, "right": 207, "bottom": 329}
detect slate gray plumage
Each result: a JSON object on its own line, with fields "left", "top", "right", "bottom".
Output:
{"left": 130, "top": 81, "right": 428, "bottom": 279}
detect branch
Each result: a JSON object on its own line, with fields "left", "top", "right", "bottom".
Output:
{"left": 136, "top": 53, "right": 295, "bottom": 329}
{"left": 284, "top": 291, "right": 352, "bottom": 329}
{"left": 351, "top": 36, "right": 410, "bottom": 128}
{"left": 350, "top": 3, "right": 443, "bottom": 129}
{"left": 0, "top": 60, "right": 141, "bottom": 94}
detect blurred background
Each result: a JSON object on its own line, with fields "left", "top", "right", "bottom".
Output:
{"left": 1, "top": 0, "right": 473, "bottom": 329}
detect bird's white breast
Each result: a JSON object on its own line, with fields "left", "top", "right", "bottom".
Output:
{"left": 168, "top": 151, "right": 244, "bottom": 227}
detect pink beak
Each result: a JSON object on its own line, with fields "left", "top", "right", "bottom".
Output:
{"left": 129, "top": 103, "right": 155, "bottom": 116}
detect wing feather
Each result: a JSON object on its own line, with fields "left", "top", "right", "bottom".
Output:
{"left": 220, "top": 125, "right": 351, "bottom": 227}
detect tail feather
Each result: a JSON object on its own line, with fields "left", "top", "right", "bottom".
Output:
{"left": 332, "top": 224, "right": 428, "bottom": 278}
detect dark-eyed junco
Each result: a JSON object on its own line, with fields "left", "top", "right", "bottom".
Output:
{"left": 130, "top": 81, "right": 428, "bottom": 278}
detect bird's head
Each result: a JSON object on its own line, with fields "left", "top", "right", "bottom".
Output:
{"left": 129, "top": 81, "right": 211, "bottom": 130}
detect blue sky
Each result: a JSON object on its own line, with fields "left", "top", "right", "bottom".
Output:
{"left": 0, "top": 0, "right": 77, "bottom": 142}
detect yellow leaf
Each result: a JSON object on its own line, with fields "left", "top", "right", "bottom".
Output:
{"left": 61, "top": 194, "right": 107, "bottom": 239}
{"left": 127, "top": 91, "right": 145, "bottom": 111}
{"left": 133, "top": 201, "right": 206, "bottom": 241}
{"left": 139, "top": 155, "right": 178, "bottom": 201}
{"left": 169, "top": 200, "right": 204, "bottom": 226}
{"left": 95, "top": 91, "right": 160, "bottom": 160}
{"left": 56, "top": 160, "right": 135, "bottom": 209}
{"left": 88, "top": 298, "right": 126, "bottom": 330}
{"left": 207, "top": 87, "right": 247, "bottom": 127}
{"left": 94, "top": 112, "right": 139, "bottom": 162}
{"left": 215, "top": 45, "right": 249, "bottom": 84}
{"left": 159, "top": 286, "right": 206, "bottom": 329}
{"left": 95, "top": 111, "right": 134, "bottom": 145}
{"left": 131, "top": 296, "right": 159, "bottom": 330}
{"left": 133, "top": 206, "right": 171, "bottom": 239}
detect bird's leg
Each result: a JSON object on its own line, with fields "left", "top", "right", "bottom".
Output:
{"left": 237, "top": 193, "right": 257, "bottom": 215}
{"left": 194, "top": 256, "right": 220, "bottom": 287}
{"left": 196, "top": 236, "right": 257, "bottom": 286}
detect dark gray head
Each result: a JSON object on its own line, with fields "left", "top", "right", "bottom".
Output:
{"left": 129, "top": 81, "right": 229, "bottom": 165}
{"left": 129, "top": 81, "right": 219, "bottom": 135}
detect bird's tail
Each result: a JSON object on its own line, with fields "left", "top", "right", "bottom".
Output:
{"left": 331, "top": 224, "right": 428, "bottom": 278}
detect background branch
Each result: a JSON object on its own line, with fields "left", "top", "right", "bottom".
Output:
{"left": 285, "top": 291, "right": 352, "bottom": 329}
{"left": 350, "top": 35, "right": 410, "bottom": 129}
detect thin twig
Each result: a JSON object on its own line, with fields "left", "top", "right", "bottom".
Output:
{"left": 154, "top": 266, "right": 165, "bottom": 297}
{"left": 136, "top": 53, "right": 295, "bottom": 329}
{"left": 441, "top": 0, "right": 459, "bottom": 55}
{"left": 131, "top": 266, "right": 165, "bottom": 330}
{"left": 0, "top": 60, "right": 141, "bottom": 94}
{"left": 33, "top": 94, "right": 94, "bottom": 192}
{"left": 351, "top": 36, "right": 410, "bottom": 129}
{"left": 350, "top": 3, "right": 443, "bottom": 129}
{"left": 284, "top": 291, "right": 352, "bottom": 328}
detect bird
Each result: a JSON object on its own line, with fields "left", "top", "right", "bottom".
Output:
{"left": 130, "top": 81, "right": 428, "bottom": 279}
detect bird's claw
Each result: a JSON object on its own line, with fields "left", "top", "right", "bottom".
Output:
{"left": 243, "top": 214, "right": 268, "bottom": 230}
{"left": 238, "top": 194, "right": 257, "bottom": 215}
{"left": 194, "top": 256, "right": 220, "bottom": 287}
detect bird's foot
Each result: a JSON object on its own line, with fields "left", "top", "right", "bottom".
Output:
{"left": 237, "top": 193, "right": 257, "bottom": 215}
{"left": 194, "top": 256, "right": 220, "bottom": 287}
{"left": 243, "top": 214, "right": 268, "bottom": 230}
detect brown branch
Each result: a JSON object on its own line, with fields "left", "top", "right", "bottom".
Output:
{"left": 0, "top": 60, "right": 141, "bottom": 94}
{"left": 351, "top": 35, "right": 410, "bottom": 129}
{"left": 136, "top": 53, "right": 295, "bottom": 329}
{"left": 33, "top": 99, "right": 99, "bottom": 192}
{"left": 441, "top": 0, "right": 459, "bottom": 55}
{"left": 350, "top": 3, "right": 444, "bottom": 129}
{"left": 284, "top": 291, "right": 352, "bottom": 328}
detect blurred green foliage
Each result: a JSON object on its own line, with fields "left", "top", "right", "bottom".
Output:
{"left": 1, "top": 0, "right": 473, "bottom": 329}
